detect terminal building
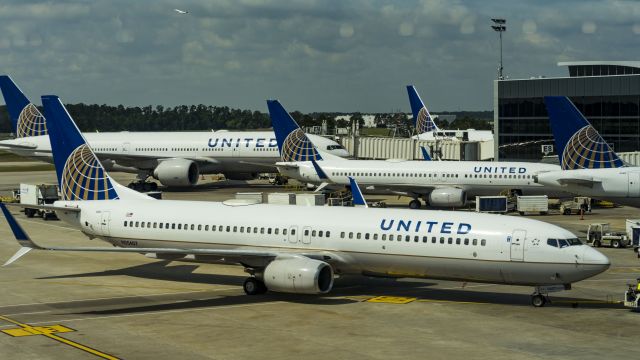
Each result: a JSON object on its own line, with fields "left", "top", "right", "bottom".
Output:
{"left": 494, "top": 61, "right": 640, "bottom": 161}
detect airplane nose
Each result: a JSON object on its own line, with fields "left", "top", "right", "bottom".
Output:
{"left": 582, "top": 246, "right": 610, "bottom": 267}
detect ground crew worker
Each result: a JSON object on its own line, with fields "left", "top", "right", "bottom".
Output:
{"left": 636, "top": 278, "right": 640, "bottom": 293}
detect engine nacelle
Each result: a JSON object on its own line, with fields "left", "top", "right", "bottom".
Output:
{"left": 263, "top": 257, "right": 334, "bottom": 294}
{"left": 428, "top": 188, "right": 466, "bottom": 207}
{"left": 153, "top": 159, "right": 199, "bottom": 187}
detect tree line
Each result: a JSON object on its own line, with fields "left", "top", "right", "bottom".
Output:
{"left": 0, "top": 104, "right": 492, "bottom": 134}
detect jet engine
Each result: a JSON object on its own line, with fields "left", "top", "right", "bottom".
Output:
{"left": 153, "top": 159, "right": 199, "bottom": 187}
{"left": 263, "top": 257, "right": 334, "bottom": 294}
{"left": 428, "top": 188, "right": 466, "bottom": 207}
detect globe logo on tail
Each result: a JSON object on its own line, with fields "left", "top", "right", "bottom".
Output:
{"left": 281, "top": 128, "right": 322, "bottom": 162}
{"left": 61, "top": 145, "right": 118, "bottom": 200}
{"left": 17, "top": 103, "right": 47, "bottom": 138}
{"left": 416, "top": 107, "right": 437, "bottom": 134}
{"left": 561, "top": 125, "right": 623, "bottom": 170}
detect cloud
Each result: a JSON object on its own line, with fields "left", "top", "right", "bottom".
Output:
{"left": 0, "top": 0, "right": 637, "bottom": 113}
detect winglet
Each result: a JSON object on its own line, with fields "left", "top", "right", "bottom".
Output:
{"left": 0, "top": 202, "right": 41, "bottom": 266}
{"left": 311, "top": 159, "right": 328, "bottom": 180}
{"left": 544, "top": 96, "right": 624, "bottom": 170}
{"left": 407, "top": 85, "right": 438, "bottom": 134}
{"left": 420, "top": 146, "right": 432, "bottom": 161}
{"left": 266, "top": 99, "right": 322, "bottom": 162}
{"left": 348, "top": 177, "right": 368, "bottom": 208}
{"left": 0, "top": 75, "right": 47, "bottom": 137}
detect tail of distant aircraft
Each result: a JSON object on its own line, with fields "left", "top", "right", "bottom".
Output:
{"left": 420, "top": 146, "right": 432, "bottom": 161}
{"left": 0, "top": 75, "right": 47, "bottom": 137}
{"left": 267, "top": 99, "right": 323, "bottom": 162}
{"left": 544, "top": 96, "right": 624, "bottom": 170}
{"left": 41, "top": 95, "right": 150, "bottom": 201}
{"left": 406, "top": 85, "right": 439, "bottom": 134}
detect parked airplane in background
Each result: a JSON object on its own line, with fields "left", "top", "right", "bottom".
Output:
{"left": 407, "top": 85, "right": 493, "bottom": 143}
{"left": 0, "top": 76, "right": 349, "bottom": 190}
{"left": 0, "top": 94, "right": 610, "bottom": 307}
{"left": 536, "top": 96, "right": 640, "bottom": 206}
{"left": 268, "top": 100, "right": 562, "bottom": 209}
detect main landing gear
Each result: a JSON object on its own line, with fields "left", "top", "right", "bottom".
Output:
{"left": 243, "top": 277, "right": 268, "bottom": 295}
{"left": 409, "top": 199, "right": 423, "bottom": 209}
{"left": 127, "top": 172, "right": 158, "bottom": 192}
{"left": 531, "top": 293, "right": 548, "bottom": 307}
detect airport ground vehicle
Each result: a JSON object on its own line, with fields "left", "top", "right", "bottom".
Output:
{"left": 517, "top": 195, "right": 548, "bottom": 215}
{"left": 560, "top": 197, "right": 591, "bottom": 215}
{"left": 624, "top": 283, "right": 640, "bottom": 310}
{"left": 19, "top": 183, "right": 58, "bottom": 220}
{"left": 625, "top": 219, "right": 640, "bottom": 254}
{"left": 587, "top": 223, "right": 629, "bottom": 248}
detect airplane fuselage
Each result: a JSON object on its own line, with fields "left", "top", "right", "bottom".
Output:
{"left": 54, "top": 199, "right": 609, "bottom": 286}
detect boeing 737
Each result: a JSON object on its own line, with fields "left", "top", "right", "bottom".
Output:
{"left": 0, "top": 94, "right": 610, "bottom": 307}
{"left": 536, "top": 96, "right": 640, "bottom": 206}
{"left": 0, "top": 76, "right": 348, "bottom": 190}
{"left": 407, "top": 85, "right": 493, "bottom": 143}
{"left": 268, "top": 100, "right": 562, "bottom": 209}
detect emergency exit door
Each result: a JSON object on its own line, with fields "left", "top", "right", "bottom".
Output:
{"left": 510, "top": 229, "right": 526, "bottom": 261}
{"left": 100, "top": 211, "right": 111, "bottom": 236}
{"left": 629, "top": 172, "right": 640, "bottom": 197}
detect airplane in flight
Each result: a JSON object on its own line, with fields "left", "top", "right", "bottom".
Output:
{"left": 268, "top": 100, "right": 563, "bottom": 209}
{"left": 407, "top": 85, "right": 493, "bottom": 143}
{"left": 0, "top": 75, "right": 349, "bottom": 190}
{"left": 536, "top": 96, "right": 640, "bottom": 207}
{"left": 0, "top": 94, "right": 610, "bottom": 307}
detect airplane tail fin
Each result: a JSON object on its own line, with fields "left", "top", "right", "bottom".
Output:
{"left": 266, "top": 99, "right": 323, "bottom": 162}
{"left": 41, "top": 95, "right": 151, "bottom": 201}
{"left": 0, "top": 75, "right": 47, "bottom": 137}
{"left": 407, "top": 85, "right": 438, "bottom": 134}
{"left": 348, "top": 177, "right": 368, "bottom": 208}
{"left": 544, "top": 96, "right": 624, "bottom": 170}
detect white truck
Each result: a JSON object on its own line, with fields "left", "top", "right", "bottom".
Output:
{"left": 587, "top": 223, "right": 630, "bottom": 248}
{"left": 516, "top": 195, "right": 548, "bottom": 215}
{"left": 19, "top": 183, "right": 59, "bottom": 220}
{"left": 560, "top": 196, "right": 591, "bottom": 215}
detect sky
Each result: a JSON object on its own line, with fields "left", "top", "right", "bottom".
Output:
{"left": 0, "top": 0, "right": 638, "bottom": 113}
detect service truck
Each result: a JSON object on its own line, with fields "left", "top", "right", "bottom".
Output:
{"left": 19, "top": 183, "right": 59, "bottom": 220}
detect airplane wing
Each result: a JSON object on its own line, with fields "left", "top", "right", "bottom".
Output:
{"left": 0, "top": 142, "right": 38, "bottom": 150}
{"left": 0, "top": 203, "right": 338, "bottom": 267}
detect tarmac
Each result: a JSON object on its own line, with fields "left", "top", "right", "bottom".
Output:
{"left": 0, "top": 170, "right": 638, "bottom": 360}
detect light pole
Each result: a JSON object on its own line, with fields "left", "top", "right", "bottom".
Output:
{"left": 491, "top": 18, "right": 506, "bottom": 80}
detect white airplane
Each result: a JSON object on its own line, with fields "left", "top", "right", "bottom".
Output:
{"left": 536, "top": 96, "right": 640, "bottom": 206}
{"left": 268, "top": 100, "right": 563, "bottom": 209}
{"left": 0, "top": 94, "right": 610, "bottom": 307}
{"left": 407, "top": 85, "right": 493, "bottom": 143}
{"left": 174, "top": 9, "right": 188, "bottom": 14}
{"left": 0, "top": 75, "right": 349, "bottom": 190}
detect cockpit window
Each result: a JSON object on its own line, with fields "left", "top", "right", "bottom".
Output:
{"left": 567, "top": 238, "right": 582, "bottom": 245}
{"left": 326, "top": 145, "right": 345, "bottom": 150}
{"left": 558, "top": 239, "right": 569, "bottom": 248}
{"left": 547, "top": 239, "right": 558, "bottom": 247}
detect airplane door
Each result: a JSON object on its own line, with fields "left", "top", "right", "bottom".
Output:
{"left": 629, "top": 172, "right": 640, "bottom": 197}
{"left": 122, "top": 142, "right": 130, "bottom": 152}
{"left": 302, "top": 226, "right": 311, "bottom": 244}
{"left": 288, "top": 226, "right": 298, "bottom": 244}
{"left": 510, "top": 229, "right": 526, "bottom": 261}
{"left": 100, "top": 211, "right": 111, "bottom": 236}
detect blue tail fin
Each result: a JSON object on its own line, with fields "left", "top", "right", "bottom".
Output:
{"left": 407, "top": 85, "right": 438, "bottom": 134}
{"left": 266, "top": 100, "right": 322, "bottom": 162}
{"left": 420, "top": 146, "right": 432, "bottom": 161}
{"left": 0, "top": 75, "right": 47, "bottom": 137}
{"left": 348, "top": 177, "right": 368, "bottom": 208}
{"left": 544, "top": 96, "right": 624, "bottom": 170}
{"left": 41, "top": 95, "right": 124, "bottom": 200}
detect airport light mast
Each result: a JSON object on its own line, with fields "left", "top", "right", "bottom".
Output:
{"left": 491, "top": 18, "right": 506, "bottom": 80}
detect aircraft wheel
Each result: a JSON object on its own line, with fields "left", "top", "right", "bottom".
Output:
{"left": 243, "top": 277, "right": 267, "bottom": 295}
{"left": 409, "top": 199, "right": 421, "bottom": 209}
{"left": 531, "top": 294, "right": 546, "bottom": 307}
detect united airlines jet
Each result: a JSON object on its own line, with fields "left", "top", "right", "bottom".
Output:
{"left": 0, "top": 76, "right": 348, "bottom": 190}
{"left": 268, "top": 100, "right": 562, "bottom": 209}
{"left": 536, "top": 96, "right": 640, "bottom": 206}
{"left": 0, "top": 95, "right": 610, "bottom": 307}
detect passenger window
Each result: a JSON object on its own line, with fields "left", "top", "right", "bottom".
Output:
{"left": 341, "top": 232, "right": 345, "bottom": 238}
{"left": 148, "top": 222, "right": 151, "bottom": 228}
{"left": 382, "top": 234, "right": 387, "bottom": 240}
{"left": 283, "top": 229, "right": 287, "bottom": 235}
{"left": 414, "top": 236, "right": 419, "bottom": 243}
{"left": 240, "top": 226, "right": 244, "bottom": 233}
{"left": 204, "top": 225, "right": 208, "bottom": 231}
{"left": 373, "top": 234, "right": 378, "bottom": 240}
{"left": 129, "top": 221, "right": 133, "bottom": 227}
{"left": 481, "top": 239, "right": 486, "bottom": 246}
{"left": 291, "top": 229, "right": 296, "bottom": 235}
{"left": 232, "top": 226, "right": 236, "bottom": 232}
{"left": 473, "top": 239, "right": 477, "bottom": 245}
{"left": 312, "top": 230, "right": 316, "bottom": 237}
{"left": 253, "top": 227, "right": 258, "bottom": 233}
{"left": 357, "top": 233, "right": 361, "bottom": 239}
{"left": 268, "top": 228, "right": 272, "bottom": 234}
{"left": 185, "top": 224, "right": 189, "bottom": 231}
{"left": 225, "top": 226, "right": 230, "bottom": 232}
{"left": 448, "top": 237, "right": 453, "bottom": 244}
{"left": 178, "top": 224, "right": 182, "bottom": 230}
{"left": 197, "top": 225, "right": 201, "bottom": 231}
{"left": 365, "top": 233, "right": 369, "bottom": 240}
{"left": 423, "top": 236, "right": 428, "bottom": 243}
{"left": 440, "top": 237, "right": 445, "bottom": 244}
{"left": 153, "top": 223, "right": 157, "bottom": 229}
{"left": 326, "top": 231, "right": 330, "bottom": 237}
{"left": 432, "top": 237, "right": 436, "bottom": 243}
{"left": 547, "top": 239, "right": 558, "bottom": 247}
{"left": 275, "top": 228, "right": 280, "bottom": 235}
{"left": 389, "top": 235, "right": 394, "bottom": 241}
{"left": 349, "top": 232, "right": 353, "bottom": 239}
{"left": 124, "top": 221, "right": 127, "bottom": 227}
{"left": 456, "top": 238, "right": 461, "bottom": 245}
{"left": 141, "top": 222, "right": 145, "bottom": 228}
{"left": 261, "top": 228, "right": 265, "bottom": 234}
{"left": 304, "top": 229, "right": 309, "bottom": 236}
{"left": 464, "top": 238, "right": 469, "bottom": 245}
